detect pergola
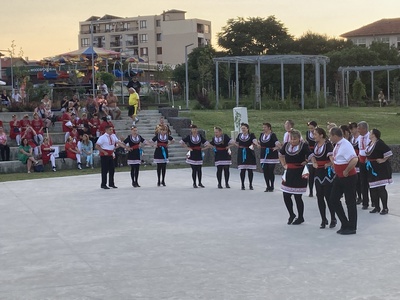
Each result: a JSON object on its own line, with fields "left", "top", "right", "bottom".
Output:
{"left": 213, "top": 55, "right": 330, "bottom": 109}
{"left": 338, "top": 65, "right": 400, "bottom": 106}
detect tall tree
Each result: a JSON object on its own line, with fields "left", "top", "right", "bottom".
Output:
{"left": 292, "top": 31, "right": 353, "bottom": 55}
{"left": 217, "top": 16, "right": 293, "bottom": 56}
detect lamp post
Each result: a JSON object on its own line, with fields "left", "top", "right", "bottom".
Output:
{"left": 0, "top": 49, "right": 13, "bottom": 88}
{"left": 90, "top": 22, "right": 96, "bottom": 97}
{"left": 185, "top": 43, "right": 193, "bottom": 109}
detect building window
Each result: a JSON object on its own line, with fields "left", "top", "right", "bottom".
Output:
{"left": 140, "top": 20, "right": 147, "bottom": 29}
{"left": 397, "top": 37, "right": 400, "bottom": 49}
{"left": 156, "top": 19, "right": 161, "bottom": 27}
{"left": 105, "top": 24, "right": 111, "bottom": 32}
{"left": 81, "top": 38, "right": 89, "bottom": 47}
{"left": 123, "top": 23, "right": 129, "bottom": 31}
{"left": 157, "top": 47, "right": 162, "bottom": 55}
{"left": 139, "top": 34, "right": 148, "bottom": 43}
{"left": 204, "top": 24, "right": 210, "bottom": 34}
{"left": 353, "top": 38, "right": 366, "bottom": 47}
{"left": 156, "top": 33, "right": 162, "bottom": 41}
{"left": 140, "top": 47, "right": 148, "bottom": 56}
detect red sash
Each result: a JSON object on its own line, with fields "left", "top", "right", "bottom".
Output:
{"left": 334, "top": 163, "right": 356, "bottom": 178}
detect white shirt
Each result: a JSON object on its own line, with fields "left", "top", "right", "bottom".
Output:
{"left": 357, "top": 132, "right": 370, "bottom": 157}
{"left": 96, "top": 133, "right": 119, "bottom": 150}
{"left": 332, "top": 138, "right": 357, "bottom": 165}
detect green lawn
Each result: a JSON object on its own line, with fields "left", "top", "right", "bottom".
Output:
{"left": 179, "top": 107, "right": 400, "bottom": 144}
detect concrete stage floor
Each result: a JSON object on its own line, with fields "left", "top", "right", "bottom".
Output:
{"left": 1, "top": 167, "right": 400, "bottom": 300}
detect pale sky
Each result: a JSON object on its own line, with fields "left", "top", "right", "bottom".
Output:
{"left": 1, "top": 0, "right": 400, "bottom": 60}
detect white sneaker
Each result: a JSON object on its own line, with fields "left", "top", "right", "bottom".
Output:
{"left": 52, "top": 167, "right": 56, "bottom": 172}
{"left": 78, "top": 163, "right": 82, "bottom": 170}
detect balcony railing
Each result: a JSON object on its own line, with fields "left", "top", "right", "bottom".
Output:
{"left": 126, "top": 40, "right": 138, "bottom": 46}
{"left": 110, "top": 41, "right": 121, "bottom": 47}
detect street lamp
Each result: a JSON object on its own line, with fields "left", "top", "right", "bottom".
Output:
{"left": 0, "top": 49, "right": 14, "bottom": 88}
{"left": 185, "top": 43, "right": 193, "bottom": 109}
{"left": 90, "top": 22, "right": 96, "bottom": 97}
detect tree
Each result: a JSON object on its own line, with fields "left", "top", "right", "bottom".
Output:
{"left": 217, "top": 16, "right": 293, "bottom": 56}
{"left": 292, "top": 31, "right": 353, "bottom": 55}
{"left": 352, "top": 78, "right": 367, "bottom": 104}
{"left": 96, "top": 71, "right": 115, "bottom": 89}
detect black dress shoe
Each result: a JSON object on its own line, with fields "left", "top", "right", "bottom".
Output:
{"left": 340, "top": 229, "right": 356, "bottom": 235}
{"left": 362, "top": 205, "right": 369, "bottom": 210}
{"left": 132, "top": 182, "right": 136, "bottom": 187}
{"left": 292, "top": 217, "right": 304, "bottom": 225}
{"left": 249, "top": 185, "right": 254, "bottom": 190}
{"left": 356, "top": 198, "right": 362, "bottom": 205}
{"left": 109, "top": 185, "right": 118, "bottom": 188}
{"left": 320, "top": 219, "right": 328, "bottom": 229}
{"left": 136, "top": 183, "right": 140, "bottom": 187}
{"left": 264, "top": 188, "right": 269, "bottom": 192}
{"left": 380, "top": 209, "right": 389, "bottom": 215}
{"left": 287, "top": 215, "right": 296, "bottom": 225}
{"left": 225, "top": 183, "right": 230, "bottom": 188}
{"left": 193, "top": 183, "right": 198, "bottom": 188}
{"left": 101, "top": 185, "right": 110, "bottom": 189}
{"left": 157, "top": 182, "right": 161, "bottom": 187}
{"left": 241, "top": 185, "right": 245, "bottom": 190}
{"left": 217, "top": 184, "right": 223, "bottom": 189}
{"left": 329, "top": 219, "right": 337, "bottom": 228}
{"left": 161, "top": 182, "right": 166, "bottom": 186}
{"left": 198, "top": 183, "right": 205, "bottom": 188}
{"left": 269, "top": 187, "right": 274, "bottom": 192}
{"left": 369, "top": 208, "right": 381, "bottom": 213}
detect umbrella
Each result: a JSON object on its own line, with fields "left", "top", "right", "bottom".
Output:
{"left": 0, "top": 80, "right": 6, "bottom": 86}
{"left": 58, "top": 47, "right": 120, "bottom": 60}
{"left": 125, "top": 56, "right": 147, "bottom": 63}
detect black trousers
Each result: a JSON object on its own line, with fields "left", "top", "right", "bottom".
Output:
{"left": 330, "top": 174, "right": 357, "bottom": 231}
{"left": 100, "top": 155, "right": 115, "bottom": 186}
{"left": 370, "top": 186, "right": 388, "bottom": 210}
{"left": 359, "top": 162, "right": 370, "bottom": 206}
{"left": 0, "top": 144, "right": 10, "bottom": 161}
{"left": 262, "top": 164, "right": 275, "bottom": 189}
{"left": 315, "top": 180, "right": 335, "bottom": 222}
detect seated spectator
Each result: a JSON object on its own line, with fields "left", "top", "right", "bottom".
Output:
{"left": 70, "top": 94, "right": 81, "bottom": 111}
{"left": 78, "top": 134, "right": 94, "bottom": 168}
{"left": 62, "top": 110, "right": 74, "bottom": 142}
{"left": 89, "top": 113, "right": 101, "bottom": 139}
{"left": 41, "top": 136, "right": 57, "bottom": 172}
{"left": 9, "top": 114, "right": 21, "bottom": 146}
{"left": 107, "top": 91, "right": 121, "bottom": 120}
{"left": 20, "top": 114, "right": 31, "bottom": 132}
{"left": 60, "top": 96, "right": 69, "bottom": 112}
{"left": 18, "top": 138, "right": 39, "bottom": 173}
{"left": 31, "top": 112, "right": 45, "bottom": 146}
{"left": 12, "top": 89, "right": 23, "bottom": 103}
{"left": 76, "top": 112, "right": 90, "bottom": 137}
{"left": 1, "top": 90, "right": 11, "bottom": 106}
{"left": 85, "top": 95, "right": 98, "bottom": 119}
{"left": 41, "top": 94, "right": 53, "bottom": 117}
{"left": 96, "top": 94, "right": 109, "bottom": 117}
{"left": 21, "top": 124, "right": 40, "bottom": 156}
{"left": 69, "top": 128, "right": 80, "bottom": 143}
{"left": 0, "top": 126, "right": 10, "bottom": 161}
{"left": 99, "top": 115, "right": 115, "bottom": 135}
{"left": 65, "top": 136, "right": 82, "bottom": 169}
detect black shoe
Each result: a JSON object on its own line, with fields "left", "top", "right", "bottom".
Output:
{"left": 329, "top": 219, "right": 337, "bottom": 228}
{"left": 136, "top": 182, "right": 140, "bottom": 187}
{"left": 369, "top": 208, "right": 381, "bottom": 213}
{"left": 269, "top": 187, "right": 274, "bottom": 192}
{"left": 362, "top": 205, "right": 369, "bottom": 210}
{"left": 249, "top": 185, "right": 254, "bottom": 190}
{"left": 132, "top": 182, "right": 136, "bottom": 187}
{"left": 198, "top": 183, "right": 205, "bottom": 188}
{"left": 356, "top": 198, "right": 362, "bottom": 205}
{"left": 157, "top": 182, "right": 161, "bottom": 187}
{"left": 336, "top": 228, "right": 343, "bottom": 234}
{"left": 380, "top": 209, "right": 389, "bottom": 215}
{"left": 340, "top": 229, "right": 356, "bottom": 235}
{"left": 309, "top": 192, "right": 313, "bottom": 197}
{"left": 218, "top": 184, "right": 223, "bottom": 189}
{"left": 287, "top": 215, "right": 296, "bottom": 225}
{"left": 241, "top": 185, "right": 245, "bottom": 190}
{"left": 161, "top": 182, "right": 166, "bottom": 186}
{"left": 109, "top": 185, "right": 118, "bottom": 188}
{"left": 225, "top": 183, "right": 230, "bottom": 188}
{"left": 292, "top": 217, "right": 304, "bottom": 225}
{"left": 193, "top": 183, "right": 198, "bottom": 188}
{"left": 320, "top": 219, "right": 328, "bottom": 229}
{"left": 101, "top": 185, "right": 110, "bottom": 189}
{"left": 264, "top": 188, "right": 269, "bottom": 192}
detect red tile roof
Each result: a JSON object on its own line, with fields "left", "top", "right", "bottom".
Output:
{"left": 341, "top": 18, "right": 400, "bottom": 38}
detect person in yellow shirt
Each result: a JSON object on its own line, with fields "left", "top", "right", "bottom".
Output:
{"left": 128, "top": 87, "right": 140, "bottom": 125}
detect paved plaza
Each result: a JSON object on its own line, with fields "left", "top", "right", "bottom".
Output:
{"left": 1, "top": 167, "right": 400, "bottom": 300}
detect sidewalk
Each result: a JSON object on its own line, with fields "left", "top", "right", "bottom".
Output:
{"left": 1, "top": 168, "right": 399, "bottom": 299}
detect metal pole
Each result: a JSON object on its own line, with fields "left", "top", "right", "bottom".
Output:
{"left": 301, "top": 59, "right": 304, "bottom": 110}
{"left": 215, "top": 61, "right": 219, "bottom": 109}
{"left": 10, "top": 55, "right": 13, "bottom": 89}
{"left": 185, "top": 43, "right": 193, "bottom": 109}
{"left": 120, "top": 51, "right": 124, "bottom": 104}
{"left": 235, "top": 60, "right": 239, "bottom": 107}
{"left": 371, "top": 71, "right": 374, "bottom": 103}
{"left": 323, "top": 61, "right": 327, "bottom": 108}
{"left": 281, "top": 60, "right": 284, "bottom": 100}
{"left": 315, "top": 60, "right": 320, "bottom": 109}
{"left": 91, "top": 23, "right": 95, "bottom": 97}
{"left": 387, "top": 70, "right": 390, "bottom": 103}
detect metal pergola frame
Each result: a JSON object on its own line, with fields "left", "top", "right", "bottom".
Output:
{"left": 338, "top": 65, "right": 400, "bottom": 106}
{"left": 213, "top": 55, "right": 330, "bottom": 110}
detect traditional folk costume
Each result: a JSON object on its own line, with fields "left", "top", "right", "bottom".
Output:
{"left": 310, "top": 140, "right": 336, "bottom": 228}
{"left": 124, "top": 134, "right": 147, "bottom": 187}
{"left": 236, "top": 132, "right": 257, "bottom": 190}
{"left": 305, "top": 130, "right": 316, "bottom": 196}
{"left": 279, "top": 141, "right": 311, "bottom": 224}
{"left": 259, "top": 132, "right": 279, "bottom": 192}
{"left": 180, "top": 134, "right": 209, "bottom": 188}
{"left": 365, "top": 139, "right": 393, "bottom": 213}
{"left": 350, "top": 134, "right": 362, "bottom": 203}
{"left": 210, "top": 134, "right": 233, "bottom": 188}
{"left": 357, "top": 132, "right": 371, "bottom": 208}
{"left": 152, "top": 133, "right": 174, "bottom": 186}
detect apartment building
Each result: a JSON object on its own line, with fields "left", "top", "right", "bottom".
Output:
{"left": 78, "top": 9, "right": 211, "bottom": 66}
{"left": 341, "top": 18, "right": 400, "bottom": 49}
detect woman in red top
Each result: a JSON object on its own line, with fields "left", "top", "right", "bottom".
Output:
{"left": 9, "top": 114, "right": 21, "bottom": 145}
{"left": 41, "top": 136, "right": 57, "bottom": 171}
{"left": 31, "top": 112, "right": 44, "bottom": 145}
{"left": 65, "top": 136, "right": 82, "bottom": 169}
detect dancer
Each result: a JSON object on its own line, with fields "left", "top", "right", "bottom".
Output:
{"left": 365, "top": 129, "right": 393, "bottom": 215}
{"left": 235, "top": 123, "right": 259, "bottom": 190}
{"left": 124, "top": 126, "right": 149, "bottom": 187}
{"left": 357, "top": 121, "right": 371, "bottom": 209}
{"left": 279, "top": 129, "right": 311, "bottom": 225}
{"left": 349, "top": 122, "right": 362, "bottom": 204}
{"left": 329, "top": 127, "right": 358, "bottom": 235}
{"left": 258, "top": 122, "right": 281, "bottom": 192}
{"left": 305, "top": 121, "right": 317, "bottom": 197}
{"left": 283, "top": 119, "right": 295, "bottom": 144}
{"left": 152, "top": 125, "right": 174, "bottom": 186}
{"left": 180, "top": 124, "right": 209, "bottom": 188}
{"left": 310, "top": 127, "right": 336, "bottom": 229}
{"left": 209, "top": 126, "right": 234, "bottom": 189}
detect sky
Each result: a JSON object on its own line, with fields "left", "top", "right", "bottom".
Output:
{"left": 1, "top": 0, "right": 400, "bottom": 60}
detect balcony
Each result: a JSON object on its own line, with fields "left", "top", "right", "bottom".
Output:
{"left": 126, "top": 40, "right": 138, "bottom": 46}
{"left": 110, "top": 41, "right": 121, "bottom": 47}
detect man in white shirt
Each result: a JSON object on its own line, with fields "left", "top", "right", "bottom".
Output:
{"left": 95, "top": 126, "right": 126, "bottom": 189}
{"left": 357, "top": 121, "right": 371, "bottom": 209}
{"left": 329, "top": 127, "right": 359, "bottom": 235}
